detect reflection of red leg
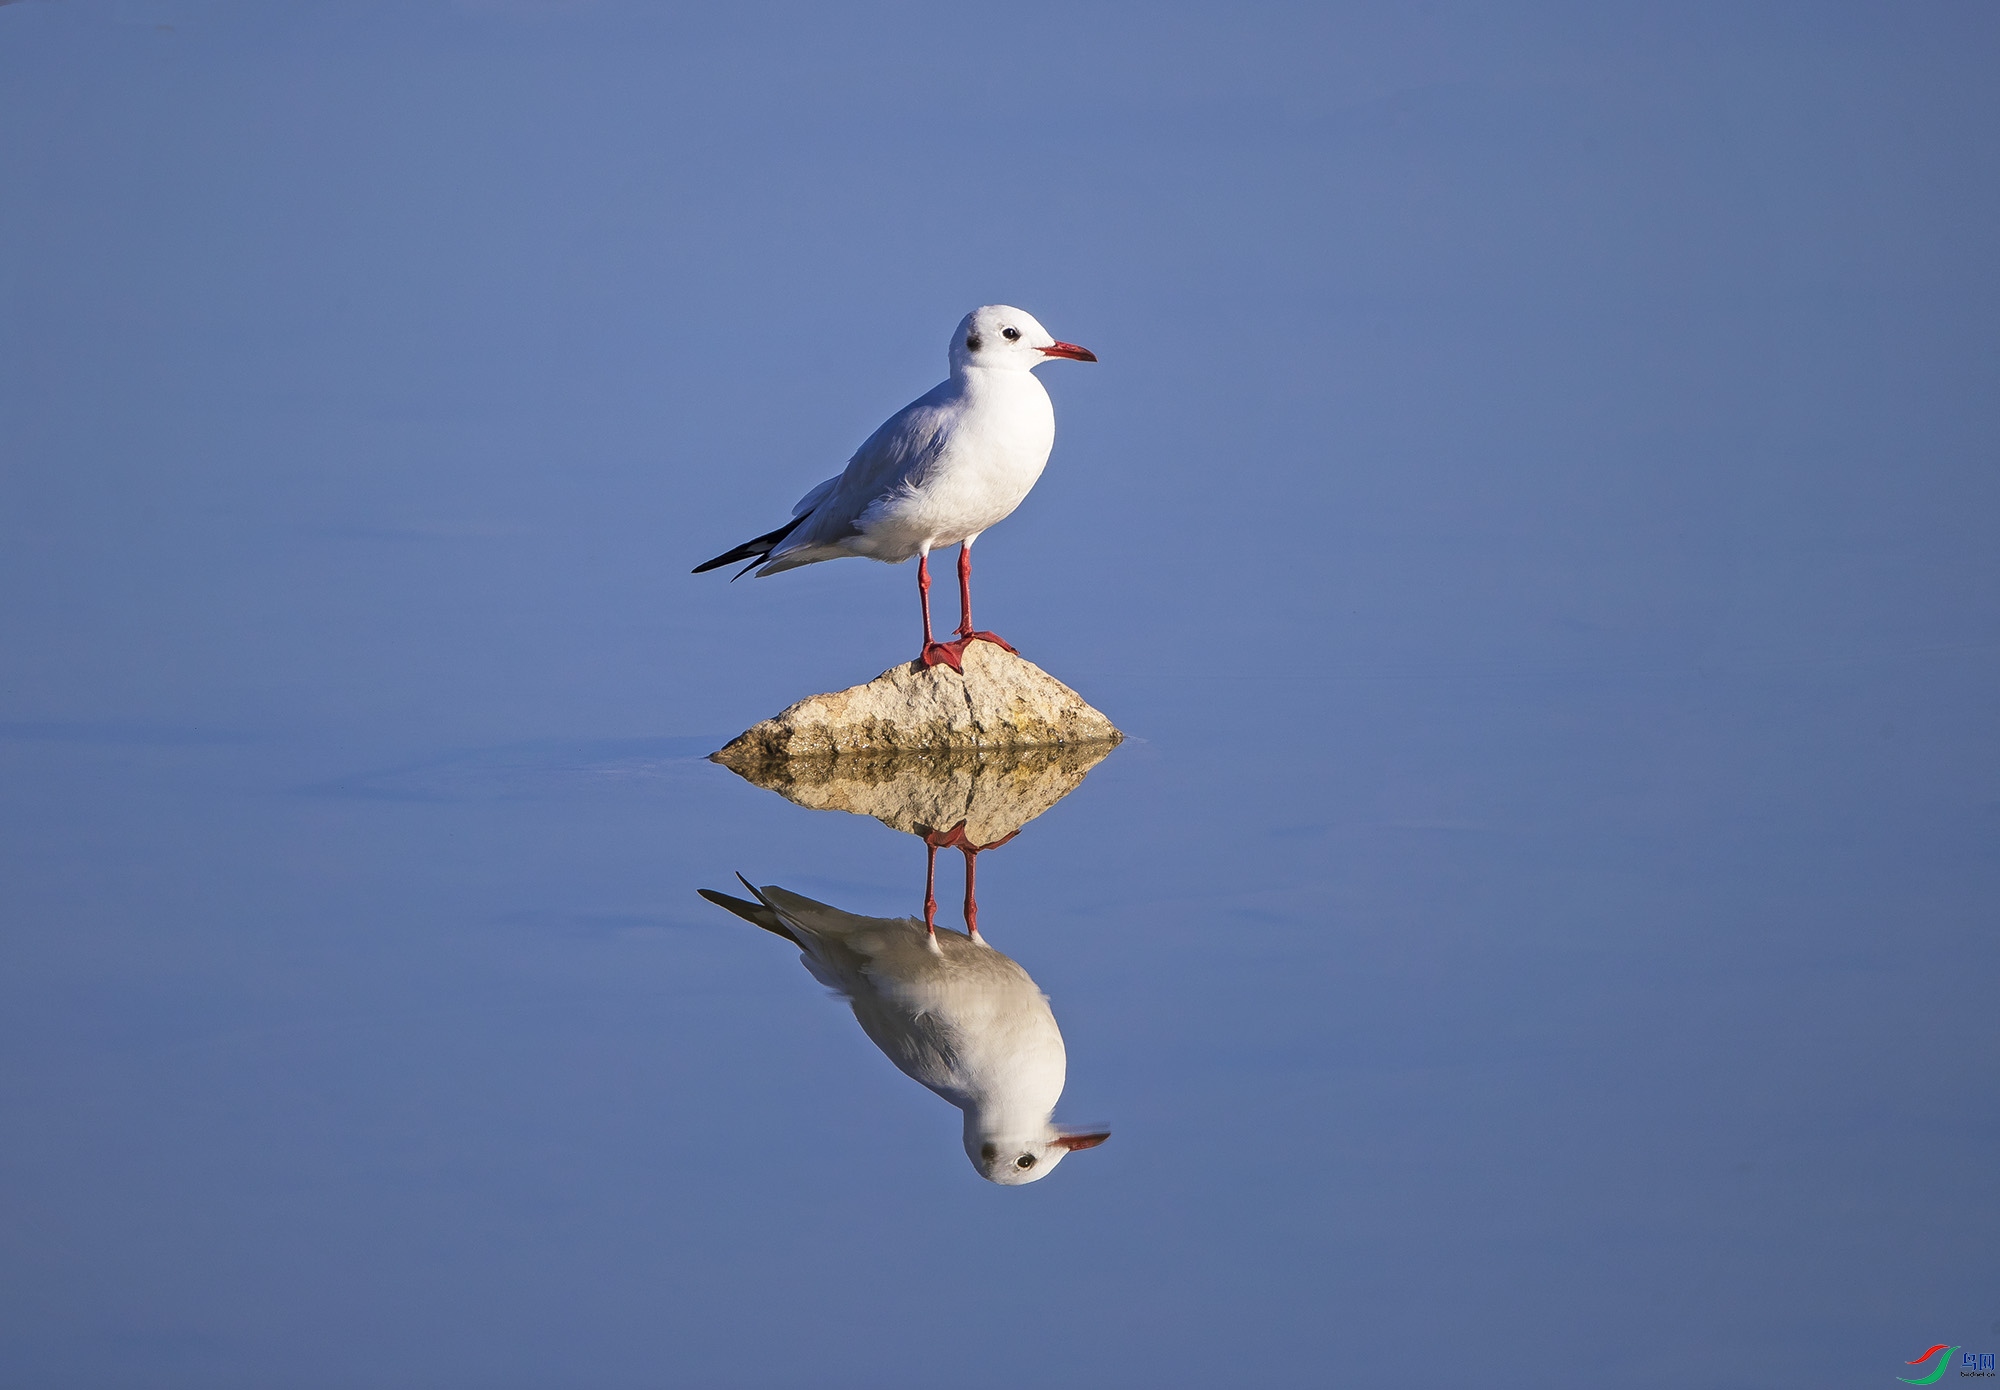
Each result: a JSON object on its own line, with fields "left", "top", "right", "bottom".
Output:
{"left": 924, "top": 821, "right": 1019, "bottom": 855}
{"left": 960, "top": 846, "right": 986, "bottom": 944}
{"left": 920, "top": 820, "right": 1021, "bottom": 945}
{"left": 951, "top": 543, "right": 1017, "bottom": 655}
{"left": 923, "top": 839, "right": 939, "bottom": 940}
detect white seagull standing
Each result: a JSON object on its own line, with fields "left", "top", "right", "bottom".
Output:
{"left": 699, "top": 877, "right": 1111, "bottom": 1184}
{"left": 693, "top": 305, "right": 1097, "bottom": 672}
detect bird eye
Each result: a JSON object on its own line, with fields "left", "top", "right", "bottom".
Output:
{"left": 1001, "top": 326, "right": 1020, "bottom": 340}
{"left": 965, "top": 334, "right": 982, "bottom": 351}
{"left": 1015, "top": 1154, "right": 1036, "bottom": 1170}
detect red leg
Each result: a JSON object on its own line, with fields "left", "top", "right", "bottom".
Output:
{"left": 951, "top": 543, "right": 1017, "bottom": 655}
{"left": 956, "top": 545, "right": 975, "bottom": 636}
{"left": 919, "top": 553, "right": 934, "bottom": 649}
{"left": 918, "top": 553, "right": 967, "bottom": 672}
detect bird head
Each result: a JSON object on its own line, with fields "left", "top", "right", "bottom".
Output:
{"left": 949, "top": 305, "right": 1097, "bottom": 375}
{"left": 966, "top": 1126, "right": 1112, "bottom": 1186}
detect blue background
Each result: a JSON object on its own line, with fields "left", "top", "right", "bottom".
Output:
{"left": 2, "top": 2, "right": 1996, "bottom": 1385}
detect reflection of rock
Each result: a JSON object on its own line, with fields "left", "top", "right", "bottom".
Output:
{"left": 714, "top": 740, "right": 1117, "bottom": 844}
{"left": 713, "top": 642, "right": 1120, "bottom": 763}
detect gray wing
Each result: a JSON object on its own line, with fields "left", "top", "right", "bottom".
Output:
{"left": 848, "top": 994, "right": 966, "bottom": 1102}
{"left": 734, "top": 883, "right": 1029, "bottom": 1108}
{"left": 790, "top": 474, "right": 840, "bottom": 518}
{"left": 766, "top": 382, "right": 958, "bottom": 559}
{"left": 750, "top": 885, "right": 981, "bottom": 1104}
{"left": 748, "top": 884, "right": 937, "bottom": 992}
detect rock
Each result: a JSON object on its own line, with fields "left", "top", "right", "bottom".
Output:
{"left": 711, "top": 641, "right": 1121, "bottom": 763}
{"left": 714, "top": 741, "right": 1118, "bottom": 845}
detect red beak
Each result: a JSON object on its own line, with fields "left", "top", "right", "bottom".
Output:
{"left": 1039, "top": 341, "right": 1098, "bottom": 362}
{"left": 1054, "top": 1131, "right": 1111, "bottom": 1151}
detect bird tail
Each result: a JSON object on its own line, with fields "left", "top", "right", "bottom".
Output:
{"left": 692, "top": 515, "right": 808, "bottom": 580}
{"left": 697, "top": 874, "right": 803, "bottom": 946}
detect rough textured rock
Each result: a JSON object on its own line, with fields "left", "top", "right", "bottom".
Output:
{"left": 715, "top": 741, "right": 1118, "bottom": 844}
{"left": 712, "top": 641, "right": 1121, "bottom": 763}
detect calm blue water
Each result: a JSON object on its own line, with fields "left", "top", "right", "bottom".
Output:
{"left": 3, "top": 4, "right": 1996, "bottom": 1386}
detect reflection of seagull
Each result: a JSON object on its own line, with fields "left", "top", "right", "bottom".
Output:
{"left": 692, "top": 305, "right": 1096, "bottom": 673}
{"left": 700, "top": 878, "right": 1109, "bottom": 1185}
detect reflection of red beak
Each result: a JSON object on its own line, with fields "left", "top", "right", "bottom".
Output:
{"left": 1054, "top": 1131, "right": 1111, "bottom": 1151}
{"left": 1039, "top": 341, "right": 1098, "bottom": 362}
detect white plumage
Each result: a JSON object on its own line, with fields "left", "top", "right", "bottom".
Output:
{"left": 695, "top": 305, "right": 1096, "bottom": 670}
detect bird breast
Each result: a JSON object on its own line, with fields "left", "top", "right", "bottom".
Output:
{"left": 864, "top": 372, "right": 1055, "bottom": 550}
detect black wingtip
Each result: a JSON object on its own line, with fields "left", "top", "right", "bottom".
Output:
{"left": 692, "top": 546, "right": 754, "bottom": 574}
{"left": 693, "top": 514, "right": 809, "bottom": 577}
{"left": 700, "top": 878, "right": 799, "bottom": 945}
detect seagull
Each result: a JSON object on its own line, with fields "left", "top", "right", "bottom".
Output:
{"left": 693, "top": 305, "right": 1097, "bottom": 673}
{"left": 699, "top": 877, "right": 1111, "bottom": 1185}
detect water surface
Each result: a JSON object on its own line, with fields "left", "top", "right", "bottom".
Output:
{"left": 2, "top": 4, "right": 1996, "bottom": 1386}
